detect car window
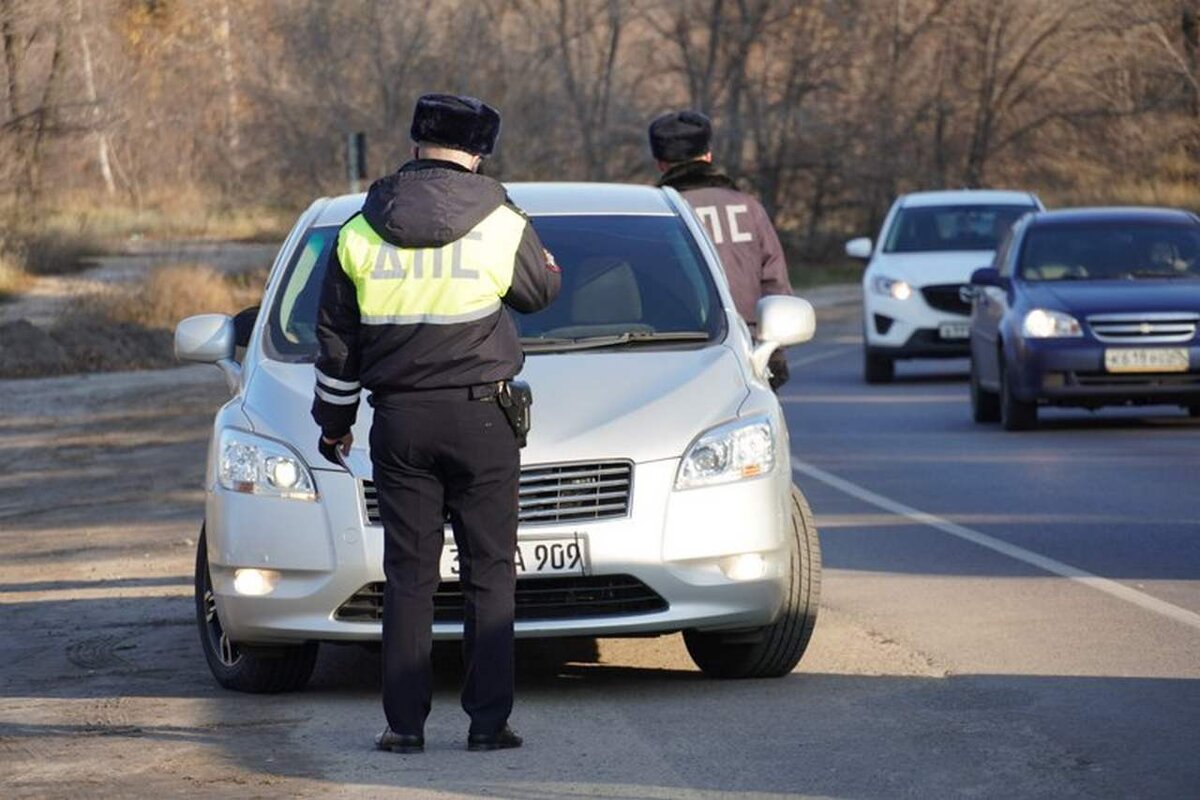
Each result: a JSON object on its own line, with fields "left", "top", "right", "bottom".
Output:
{"left": 1018, "top": 222, "right": 1200, "bottom": 281}
{"left": 264, "top": 215, "right": 724, "bottom": 362}
{"left": 266, "top": 226, "right": 336, "bottom": 359}
{"left": 883, "top": 205, "right": 1035, "bottom": 253}
{"left": 517, "top": 215, "right": 723, "bottom": 341}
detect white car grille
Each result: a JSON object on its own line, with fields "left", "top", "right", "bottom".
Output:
{"left": 1087, "top": 312, "right": 1198, "bottom": 343}
{"left": 361, "top": 460, "right": 633, "bottom": 526}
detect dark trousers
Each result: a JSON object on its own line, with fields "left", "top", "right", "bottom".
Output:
{"left": 369, "top": 391, "right": 519, "bottom": 736}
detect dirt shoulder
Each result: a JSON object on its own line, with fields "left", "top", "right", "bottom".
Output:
{"left": 0, "top": 353, "right": 952, "bottom": 799}
{"left": 0, "top": 241, "right": 275, "bottom": 379}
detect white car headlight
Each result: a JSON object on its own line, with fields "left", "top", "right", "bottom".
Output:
{"left": 675, "top": 416, "right": 776, "bottom": 490}
{"left": 871, "top": 275, "right": 913, "bottom": 301}
{"left": 218, "top": 428, "right": 317, "bottom": 501}
{"left": 1022, "top": 308, "right": 1082, "bottom": 338}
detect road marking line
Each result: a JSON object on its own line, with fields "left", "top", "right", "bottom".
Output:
{"left": 788, "top": 345, "right": 854, "bottom": 368}
{"left": 792, "top": 459, "right": 1200, "bottom": 632}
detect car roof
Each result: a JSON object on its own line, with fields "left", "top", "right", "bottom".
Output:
{"left": 1027, "top": 206, "right": 1199, "bottom": 227}
{"left": 900, "top": 189, "right": 1038, "bottom": 208}
{"left": 313, "top": 182, "right": 676, "bottom": 227}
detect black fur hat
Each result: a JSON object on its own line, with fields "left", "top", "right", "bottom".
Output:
{"left": 410, "top": 93, "right": 501, "bottom": 156}
{"left": 648, "top": 110, "right": 713, "bottom": 162}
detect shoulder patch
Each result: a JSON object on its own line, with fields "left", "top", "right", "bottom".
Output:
{"left": 543, "top": 249, "right": 561, "bottom": 273}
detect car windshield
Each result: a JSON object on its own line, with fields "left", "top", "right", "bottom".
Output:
{"left": 1019, "top": 222, "right": 1200, "bottom": 282}
{"left": 883, "top": 204, "right": 1034, "bottom": 253}
{"left": 266, "top": 214, "right": 724, "bottom": 361}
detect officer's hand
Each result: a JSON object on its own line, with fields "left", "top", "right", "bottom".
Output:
{"left": 318, "top": 432, "right": 353, "bottom": 465}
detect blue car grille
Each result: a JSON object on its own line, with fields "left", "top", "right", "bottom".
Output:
{"left": 361, "top": 460, "right": 633, "bottom": 527}
{"left": 1087, "top": 313, "right": 1198, "bottom": 344}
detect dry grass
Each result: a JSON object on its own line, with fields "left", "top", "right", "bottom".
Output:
{"left": 91, "top": 263, "right": 266, "bottom": 332}
{"left": 0, "top": 251, "right": 33, "bottom": 301}
{"left": 34, "top": 188, "right": 293, "bottom": 245}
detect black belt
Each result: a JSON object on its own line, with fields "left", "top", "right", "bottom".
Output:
{"left": 369, "top": 382, "right": 503, "bottom": 405}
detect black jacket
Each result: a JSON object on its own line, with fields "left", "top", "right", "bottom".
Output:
{"left": 312, "top": 159, "right": 560, "bottom": 438}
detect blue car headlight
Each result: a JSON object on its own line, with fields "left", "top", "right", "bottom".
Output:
{"left": 218, "top": 428, "right": 317, "bottom": 501}
{"left": 675, "top": 416, "right": 776, "bottom": 490}
{"left": 1023, "top": 308, "right": 1082, "bottom": 338}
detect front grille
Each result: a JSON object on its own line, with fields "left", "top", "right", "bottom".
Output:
{"left": 1087, "top": 313, "right": 1198, "bottom": 343}
{"left": 921, "top": 284, "right": 971, "bottom": 316}
{"left": 362, "top": 460, "right": 633, "bottom": 527}
{"left": 334, "top": 575, "right": 667, "bottom": 623}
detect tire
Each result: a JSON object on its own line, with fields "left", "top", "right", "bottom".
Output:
{"left": 1000, "top": 360, "right": 1037, "bottom": 431}
{"left": 863, "top": 349, "right": 895, "bottom": 384}
{"left": 970, "top": 357, "right": 1000, "bottom": 423}
{"left": 1186, "top": 404, "right": 1200, "bottom": 418}
{"left": 195, "top": 527, "right": 318, "bottom": 693}
{"left": 684, "top": 485, "right": 821, "bottom": 679}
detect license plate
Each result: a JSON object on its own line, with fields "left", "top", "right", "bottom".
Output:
{"left": 939, "top": 322, "right": 970, "bottom": 340}
{"left": 440, "top": 535, "right": 588, "bottom": 579}
{"left": 1104, "top": 348, "right": 1189, "bottom": 373}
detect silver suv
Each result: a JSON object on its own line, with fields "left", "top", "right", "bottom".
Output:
{"left": 176, "top": 183, "right": 821, "bottom": 692}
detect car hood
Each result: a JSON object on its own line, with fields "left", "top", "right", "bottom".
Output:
{"left": 1023, "top": 279, "right": 1200, "bottom": 315}
{"left": 868, "top": 251, "right": 995, "bottom": 287}
{"left": 243, "top": 345, "right": 749, "bottom": 478}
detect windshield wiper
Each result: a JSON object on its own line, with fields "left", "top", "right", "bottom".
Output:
{"left": 522, "top": 331, "right": 711, "bottom": 352}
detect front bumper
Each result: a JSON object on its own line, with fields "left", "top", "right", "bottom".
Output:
{"left": 863, "top": 291, "right": 970, "bottom": 358}
{"left": 1009, "top": 339, "right": 1200, "bottom": 406}
{"left": 205, "top": 458, "right": 794, "bottom": 644}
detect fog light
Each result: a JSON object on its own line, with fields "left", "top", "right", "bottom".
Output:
{"left": 720, "top": 553, "right": 767, "bottom": 581}
{"left": 233, "top": 568, "right": 280, "bottom": 596}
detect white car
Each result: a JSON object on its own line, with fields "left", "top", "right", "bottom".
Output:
{"left": 176, "top": 183, "right": 822, "bottom": 692}
{"left": 846, "top": 190, "right": 1043, "bottom": 383}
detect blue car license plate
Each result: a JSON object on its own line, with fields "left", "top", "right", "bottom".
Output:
{"left": 1104, "top": 348, "right": 1189, "bottom": 373}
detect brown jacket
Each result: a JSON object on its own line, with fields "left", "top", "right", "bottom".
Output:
{"left": 658, "top": 161, "right": 792, "bottom": 323}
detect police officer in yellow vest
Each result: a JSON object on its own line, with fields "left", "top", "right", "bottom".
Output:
{"left": 312, "top": 93, "right": 560, "bottom": 753}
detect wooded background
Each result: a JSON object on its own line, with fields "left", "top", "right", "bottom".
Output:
{"left": 5, "top": 0, "right": 1200, "bottom": 259}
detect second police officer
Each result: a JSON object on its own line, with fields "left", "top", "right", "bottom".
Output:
{"left": 649, "top": 110, "right": 795, "bottom": 389}
{"left": 311, "top": 93, "right": 561, "bottom": 753}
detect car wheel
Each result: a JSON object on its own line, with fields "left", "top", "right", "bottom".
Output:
{"left": 684, "top": 485, "right": 821, "bottom": 679}
{"left": 863, "top": 349, "right": 894, "bottom": 384}
{"left": 1000, "top": 360, "right": 1037, "bottom": 431}
{"left": 970, "top": 357, "right": 1000, "bottom": 423}
{"left": 195, "top": 527, "right": 318, "bottom": 693}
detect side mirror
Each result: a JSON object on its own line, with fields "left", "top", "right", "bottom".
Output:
{"left": 969, "top": 267, "right": 1006, "bottom": 288}
{"left": 751, "top": 295, "right": 816, "bottom": 378}
{"left": 845, "top": 237, "right": 873, "bottom": 260}
{"left": 175, "top": 313, "right": 241, "bottom": 392}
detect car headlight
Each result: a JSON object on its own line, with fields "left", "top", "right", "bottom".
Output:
{"left": 675, "top": 416, "right": 776, "bottom": 490}
{"left": 218, "top": 428, "right": 317, "bottom": 501}
{"left": 871, "top": 276, "right": 913, "bottom": 301}
{"left": 1022, "top": 308, "right": 1082, "bottom": 338}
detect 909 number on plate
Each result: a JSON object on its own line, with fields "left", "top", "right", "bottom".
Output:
{"left": 441, "top": 536, "right": 588, "bottom": 579}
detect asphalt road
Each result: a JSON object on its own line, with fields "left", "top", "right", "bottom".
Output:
{"left": 780, "top": 301, "right": 1200, "bottom": 798}
{"left": 1, "top": 296, "right": 1197, "bottom": 798}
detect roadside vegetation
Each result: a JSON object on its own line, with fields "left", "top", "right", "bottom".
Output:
{"left": 0, "top": 264, "right": 267, "bottom": 379}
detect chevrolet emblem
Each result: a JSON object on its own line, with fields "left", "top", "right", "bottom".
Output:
{"left": 1139, "top": 322, "right": 1153, "bottom": 335}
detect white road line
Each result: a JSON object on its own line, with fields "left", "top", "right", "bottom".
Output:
{"left": 792, "top": 459, "right": 1200, "bottom": 633}
{"left": 788, "top": 345, "right": 854, "bottom": 368}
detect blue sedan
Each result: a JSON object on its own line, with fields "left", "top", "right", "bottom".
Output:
{"left": 968, "top": 207, "right": 1200, "bottom": 430}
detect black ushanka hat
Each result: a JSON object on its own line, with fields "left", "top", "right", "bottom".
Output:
{"left": 648, "top": 110, "right": 713, "bottom": 162}
{"left": 410, "top": 93, "right": 501, "bottom": 156}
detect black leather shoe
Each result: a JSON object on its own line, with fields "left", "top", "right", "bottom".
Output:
{"left": 376, "top": 728, "right": 424, "bottom": 754}
{"left": 467, "top": 725, "right": 523, "bottom": 752}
